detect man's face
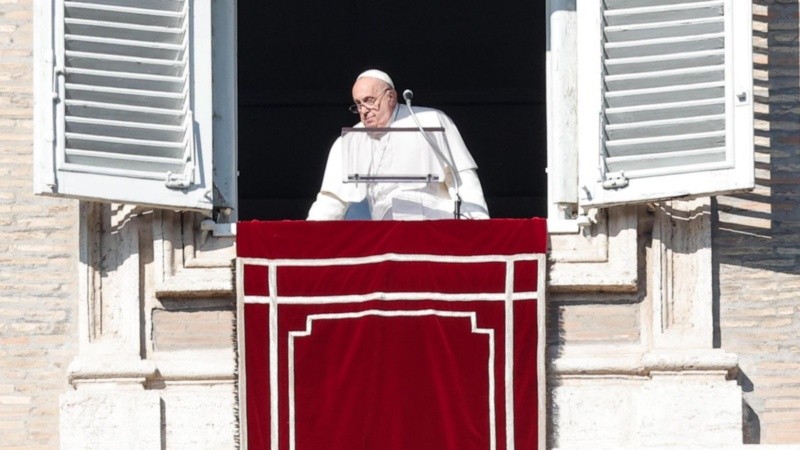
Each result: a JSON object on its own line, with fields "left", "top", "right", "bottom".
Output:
{"left": 352, "top": 77, "right": 396, "bottom": 128}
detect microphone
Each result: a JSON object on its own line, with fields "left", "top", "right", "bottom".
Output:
{"left": 401, "top": 88, "right": 463, "bottom": 219}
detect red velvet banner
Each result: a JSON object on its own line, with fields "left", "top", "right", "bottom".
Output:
{"left": 238, "top": 219, "right": 546, "bottom": 450}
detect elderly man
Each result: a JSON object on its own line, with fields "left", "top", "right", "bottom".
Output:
{"left": 307, "top": 69, "right": 490, "bottom": 220}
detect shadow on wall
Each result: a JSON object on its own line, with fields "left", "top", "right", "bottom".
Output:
{"left": 713, "top": 1, "right": 800, "bottom": 274}
{"left": 738, "top": 371, "right": 761, "bottom": 444}
{"left": 712, "top": 1, "right": 800, "bottom": 445}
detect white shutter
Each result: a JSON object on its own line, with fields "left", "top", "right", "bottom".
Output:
{"left": 34, "top": 0, "right": 214, "bottom": 211}
{"left": 577, "top": 0, "right": 753, "bottom": 208}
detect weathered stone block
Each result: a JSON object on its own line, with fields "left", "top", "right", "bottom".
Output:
{"left": 59, "top": 390, "right": 161, "bottom": 450}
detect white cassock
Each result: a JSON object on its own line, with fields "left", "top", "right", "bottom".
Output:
{"left": 308, "top": 104, "right": 490, "bottom": 220}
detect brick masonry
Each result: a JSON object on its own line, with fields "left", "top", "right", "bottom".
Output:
{"left": 152, "top": 300, "right": 235, "bottom": 352}
{"left": 715, "top": 0, "right": 800, "bottom": 444}
{"left": 0, "top": 0, "right": 78, "bottom": 448}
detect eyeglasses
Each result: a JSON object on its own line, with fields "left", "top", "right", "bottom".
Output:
{"left": 349, "top": 89, "right": 391, "bottom": 114}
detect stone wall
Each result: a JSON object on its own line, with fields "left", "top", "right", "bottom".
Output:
{"left": 0, "top": 0, "right": 78, "bottom": 447}
{"left": 715, "top": 0, "right": 800, "bottom": 444}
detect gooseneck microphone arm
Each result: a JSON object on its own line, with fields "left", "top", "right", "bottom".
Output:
{"left": 402, "top": 89, "right": 462, "bottom": 219}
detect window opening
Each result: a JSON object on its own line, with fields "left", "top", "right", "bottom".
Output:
{"left": 236, "top": 0, "right": 547, "bottom": 220}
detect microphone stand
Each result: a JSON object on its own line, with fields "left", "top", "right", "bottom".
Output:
{"left": 403, "top": 90, "right": 462, "bottom": 219}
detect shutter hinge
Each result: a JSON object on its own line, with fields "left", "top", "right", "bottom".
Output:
{"left": 602, "top": 171, "right": 629, "bottom": 190}
{"left": 47, "top": 58, "right": 64, "bottom": 191}
{"left": 165, "top": 171, "right": 193, "bottom": 189}
{"left": 51, "top": 64, "right": 63, "bottom": 103}
{"left": 165, "top": 111, "right": 196, "bottom": 189}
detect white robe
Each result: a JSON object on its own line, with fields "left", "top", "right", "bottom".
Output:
{"left": 307, "top": 104, "right": 490, "bottom": 220}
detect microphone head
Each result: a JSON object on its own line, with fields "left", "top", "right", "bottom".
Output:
{"left": 402, "top": 89, "right": 414, "bottom": 102}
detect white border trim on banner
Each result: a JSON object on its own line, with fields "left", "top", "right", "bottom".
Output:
{"left": 287, "top": 310, "right": 496, "bottom": 450}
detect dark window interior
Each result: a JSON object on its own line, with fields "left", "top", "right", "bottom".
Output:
{"left": 237, "top": 0, "right": 546, "bottom": 220}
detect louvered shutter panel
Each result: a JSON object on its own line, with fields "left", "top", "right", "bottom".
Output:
{"left": 577, "top": 0, "right": 753, "bottom": 208}
{"left": 36, "top": 0, "right": 213, "bottom": 211}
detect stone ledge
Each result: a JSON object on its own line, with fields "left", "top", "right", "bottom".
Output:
{"left": 67, "top": 356, "right": 157, "bottom": 389}
{"left": 155, "top": 266, "right": 235, "bottom": 298}
{"left": 643, "top": 350, "right": 738, "bottom": 377}
{"left": 551, "top": 349, "right": 739, "bottom": 378}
